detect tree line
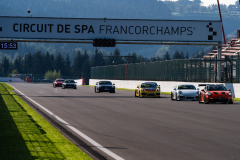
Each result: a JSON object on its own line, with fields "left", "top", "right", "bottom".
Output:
{"left": 0, "top": 47, "right": 206, "bottom": 83}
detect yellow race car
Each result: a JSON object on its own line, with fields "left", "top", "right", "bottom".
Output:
{"left": 135, "top": 82, "right": 161, "bottom": 98}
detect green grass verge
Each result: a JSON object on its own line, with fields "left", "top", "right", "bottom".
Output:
{"left": 0, "top": 82, "right": 92, "bottom": 160}
{"left": 234, "top": 98, "right": 240, "bottom": 101}
{"left": 161, "top": 92, "right": 171, "bottom": 95}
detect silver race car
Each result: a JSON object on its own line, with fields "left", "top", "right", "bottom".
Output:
{"left": 171, "top": 84, "right": 199, "bottom": 101}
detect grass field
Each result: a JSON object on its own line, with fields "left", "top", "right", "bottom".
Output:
{"left": 0, "top": 82, "right": 92, "bottom": 160}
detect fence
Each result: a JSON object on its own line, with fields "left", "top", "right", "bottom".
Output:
{"left": 91, "top": 56, "right": 240, "bottom": 83}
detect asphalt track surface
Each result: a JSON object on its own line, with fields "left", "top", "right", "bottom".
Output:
{"left": 9, "top": 83, "right": 240, "bottom": 160}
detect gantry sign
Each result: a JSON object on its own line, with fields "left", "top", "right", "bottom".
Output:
{"left": 0, "top": 16, "right": 223, "bottom": 82}
{"left": 0, "top": 16, "right": 222, "bottom": 42}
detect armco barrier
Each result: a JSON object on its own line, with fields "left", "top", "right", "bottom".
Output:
{"left": 89, "top": 79, "right": 240, "bottom": 98}
{"left": 74, "top": 79, "right": 82, "bottom": 86}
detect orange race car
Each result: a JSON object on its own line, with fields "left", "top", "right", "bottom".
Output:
{"left": 198, "top": 84, "right": 233, "bottom": 104}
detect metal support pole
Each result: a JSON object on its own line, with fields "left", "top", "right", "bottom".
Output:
{"left": 230, "top": 56, "right": 233, "bottom": 83}
{"left": 218, "top": 42, "right": 222, "bottom": 83}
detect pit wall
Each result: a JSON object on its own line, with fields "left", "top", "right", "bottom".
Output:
{"left": 74, "top": 79, "right": 82, "bottom": 85}
{"left": 89, "top": 79, "right": 240, "bottom": 98}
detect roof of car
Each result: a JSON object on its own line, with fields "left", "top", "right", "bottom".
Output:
{"left": 177, "top": 84, "right": 195, "bottom": 86}
{"left": 99, "top": 81, "right": 111, "bottom": 82}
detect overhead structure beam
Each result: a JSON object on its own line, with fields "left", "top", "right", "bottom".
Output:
{"left": 0, "top": 39, "right": 219, "bottom": 46}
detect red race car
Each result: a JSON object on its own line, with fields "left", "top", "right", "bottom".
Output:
{"left": 53, "top": 79, "right": 64, "bottom": 88}
{"left": 198, "top": 84, "right": 233, "bottom": 104}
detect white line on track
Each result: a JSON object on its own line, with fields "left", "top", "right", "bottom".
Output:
{"left": 8, "top": 83, "right": 125, "bottom": 160}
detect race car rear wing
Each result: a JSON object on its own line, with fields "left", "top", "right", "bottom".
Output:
{"left": 198, "top": 84, "right": 224, "bottom": 87}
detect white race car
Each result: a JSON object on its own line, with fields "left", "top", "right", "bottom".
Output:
{"left": 171, "top": 84, "right": 199, "bottom": 101}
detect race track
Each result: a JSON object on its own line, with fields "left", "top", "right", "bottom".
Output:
{"left": 9, "top": 83, "right": 240, "bottom": 160}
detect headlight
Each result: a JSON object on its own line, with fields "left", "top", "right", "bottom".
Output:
{"left": 178, "top": 91, "right": 182, "bottom": 94}
{"left": 229, "top": 92, "right": 232, "bottom": 96}
{"left": 207, "top": 92, "right": 211, "bottom": 96}
{"left": 141, "top": 89, "right": 144, "bottom": 91}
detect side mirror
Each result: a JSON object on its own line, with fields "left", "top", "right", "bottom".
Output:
{"left": 201, "top": 89, "right": 204, "bottom": 92}
{"left": 113, "top": 83, "right": 115, "bottom": 85}
{"left": 137, "top": 85, "right": 139, "bottom": 88}
{"left": 228, "top": 89, "right": 231, "bottom": 91}
{"left": 197, "top": 88, "right": 199, "bottom": 90}
{"left": 173, "top": 88, "right": 176, "bottom": 91}
{"left": 158, "top": 85, "right": 160, "bottom": 87}
{"left": 76, "top": 82, "right": 77, "bottom": 83}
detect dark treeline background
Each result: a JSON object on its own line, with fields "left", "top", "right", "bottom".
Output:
{"left": 0, "top": 47, "right": 208, "bottom": 84}
{"left": 0, "top": 0, "right": 239, "bottom": 82}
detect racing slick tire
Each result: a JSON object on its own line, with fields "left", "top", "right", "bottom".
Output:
{"left": 62, "top": 86, "right": 65, "bottom": 89}
{"left": 139, "top": 91, "right": 142, "bottom": 98}
{"left": 97, "top": 88, "right": 100, "bottom": 93}
{"left": 204, "top": 95, "right": 209, "bottom": 104}
{"left": 110, "top": 90, "right": 115, "bottom": 93}
{"left": 53, "top": 85, "right": 56, "bottom": 88}
{"left": 171, "top": 93, "right": 174, "bottom": 100}
{"left": 228, "top": 101, "right": 233, "bottom": 104}
{"left": 135, "top": 91, "right": 137, "bottom": 97}
{"left": 198, "top": 94, "right": 201, "bottom": 103}
{"left": 176, "top": 93, "right": 181, "bottom": 101}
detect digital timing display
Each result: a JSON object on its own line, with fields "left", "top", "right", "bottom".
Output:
{"left": 0, "top": 42, "right": 18, "bottom": 50}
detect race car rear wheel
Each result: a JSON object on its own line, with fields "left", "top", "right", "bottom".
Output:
{"left": 135, "top": 91, "right": 137, "bottom": 97}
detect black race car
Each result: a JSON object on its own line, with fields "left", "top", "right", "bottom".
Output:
{"left": 62, "top": 79, "right": 77, "bottom": 89}
{"left": 95, "top": 81, "right": 115, "bottom": 93}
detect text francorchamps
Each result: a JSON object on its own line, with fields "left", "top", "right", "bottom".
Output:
{"left": 13, "top": 23, "right": 194, "bottom": 36}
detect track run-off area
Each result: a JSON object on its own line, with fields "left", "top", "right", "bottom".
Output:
{"left": 8, "top": 83, "right": 240, "bottom": 160}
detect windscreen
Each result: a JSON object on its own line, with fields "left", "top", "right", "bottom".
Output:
{"left": 178, "top": 85, "right": 196, "bottom": 90}
{"left": 141, "top": 83, "right": 155, "bottom": 88}
{"left": 65, "top": 80, "right": 75, "bottom": 83}
{"left": 207, "top": 85, "right": 227, "bottom": 91}
{"left": 57, "top": 80, "right": 64, "bottom": 82}
{"left": 99, "top": 81, "right": 112, "bottom": 85}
